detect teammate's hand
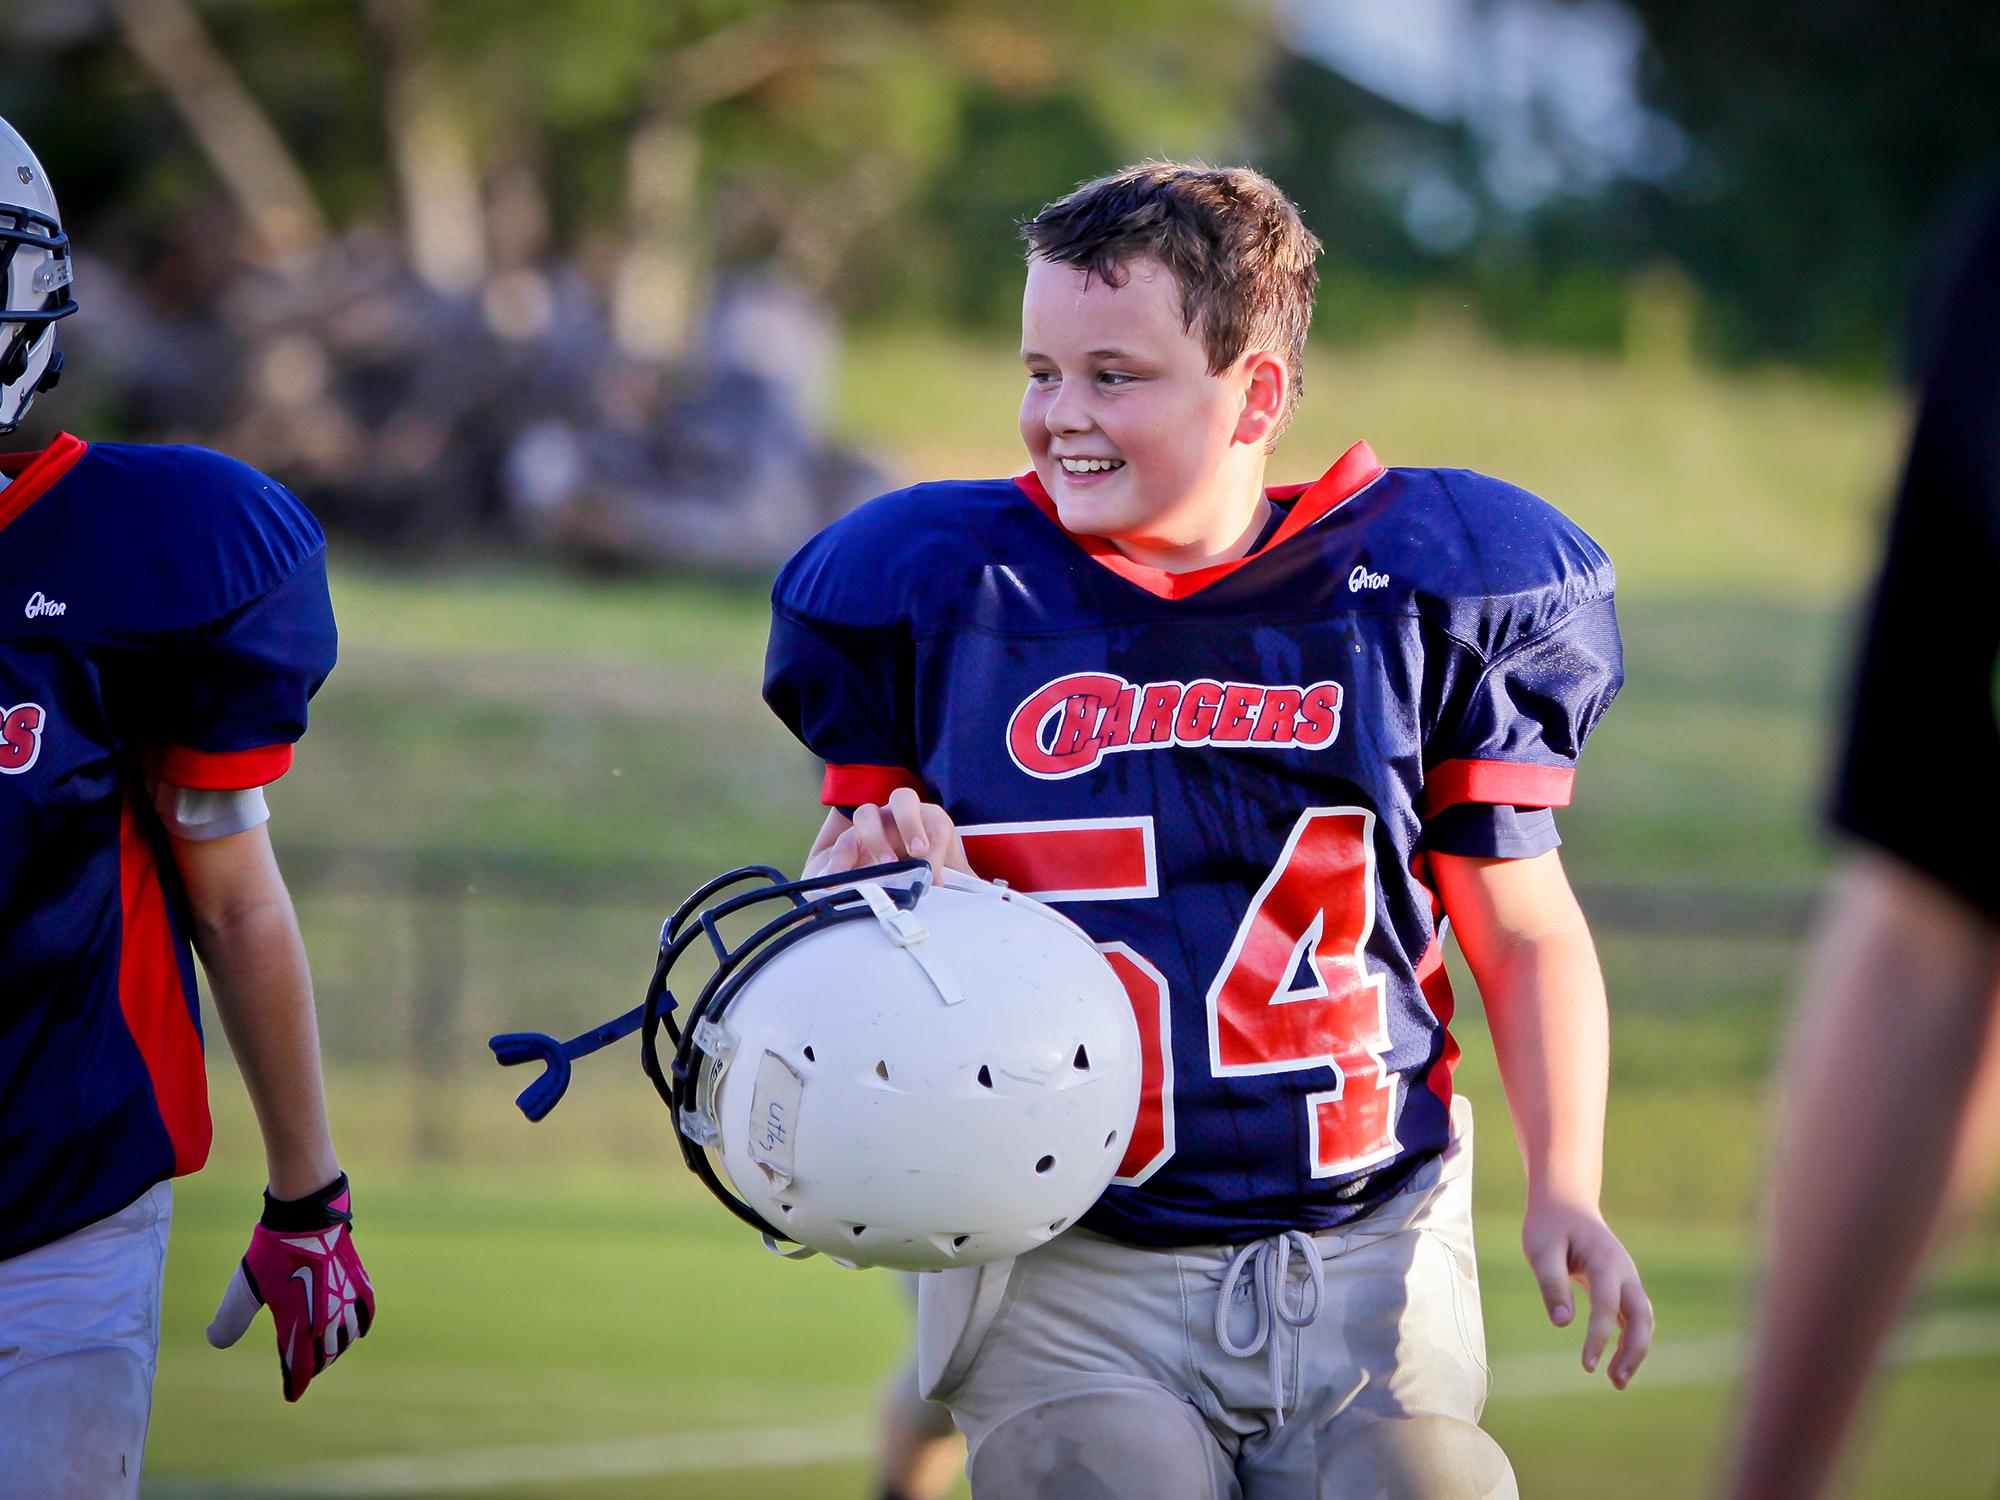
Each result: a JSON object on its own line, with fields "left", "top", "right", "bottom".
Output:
{"left": 1521, "top": 1199, "right": 1652, "bottom": 1389}
{"left": 207, "top": 1173, "right": 375, "bottom": 1402}
{"left": 807, "top": 787, "right": 974, "bottom": 882}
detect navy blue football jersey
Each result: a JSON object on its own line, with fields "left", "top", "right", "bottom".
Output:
{"left": 0, "top": 434, "right": 336, "bottom": 1260}
{"left": 765, "top": 442, "right": 1622, "bottom": 1246}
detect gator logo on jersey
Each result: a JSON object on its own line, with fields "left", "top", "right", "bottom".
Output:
{"left": 1007, "top": 672, "right": 1343, "bottom": 780}
{"left": 0, "top": 703, "right": 47, "bottom": 775}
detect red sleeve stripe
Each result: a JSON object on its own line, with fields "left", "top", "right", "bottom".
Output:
{"left": 821, "top": 763, "right": 924, "bottom": 807}
{"left": 1421, "top": 758, "right": 1575, "bottom": 815}
{"left": 118, "top": 799, "right": 212, "bottom": 1177}
{"left": 959, "top": 818, "right": 1158, "bottom": 902}
{"left": 156, "top": 743, "right": 295, "bottom": 790}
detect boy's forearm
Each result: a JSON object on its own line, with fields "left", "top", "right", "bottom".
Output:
{"left": 1478, "top": 926, "right": 1610, "bottom": 1207}
{"left": 193, "top": 886, "right": 341, "bottom": 1200}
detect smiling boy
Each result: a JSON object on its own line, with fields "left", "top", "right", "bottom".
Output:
{"left": 765, "top": 162, "right": 1650, "bottom": 1499}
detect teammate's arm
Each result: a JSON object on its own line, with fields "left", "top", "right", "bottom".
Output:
{"left": 172, "top": 818, "right": 375, "bottom": 1401}
{"left": 172, "top": 822, "right": 340, "bottom": 1198}
{"left": 1431, "top": 845, "right": 1653, "bottom": 1389}
{"left": 804, "top": 786, "right": 973, "bottom": 880}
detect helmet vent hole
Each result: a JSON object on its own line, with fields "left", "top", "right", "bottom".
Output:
{"left": 1049, "top": 1218, "right": 1069, "bottom": 1234}
{"left": 1073, "top": 1044, "right": 1090, "bottom": 1070}
{"left": 952, "top": 1234, "right": 969, "bottom": 1250}
{"left": 874, "top": 1059, "right": 891, "bottom": 1082}
{"left": 1104, "top": 1130, "right": 1119, "bottom": 1149}
{"left": 779, "top": 1202, "right": 795, "bottom": 1216}
{"left": 802, "top": 1045, "right": 815, "bottom": 1062}
{"left": 1035, "top": 1154, "right": 1056, "bottom": 1175}
{"left": 976, "top": 1064, "right": 994, "bottom": 1089}
{"left": 851, "top": 1224, "right": 868, "bottom": 1237}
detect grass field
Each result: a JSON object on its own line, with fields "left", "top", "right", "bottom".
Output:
{"left": 137, "top": 326, "right": 2000, "bottom": 1497}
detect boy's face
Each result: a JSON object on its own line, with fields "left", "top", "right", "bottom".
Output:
{"left": 1020, "top": 255, "right": 1261, "bottom": 554}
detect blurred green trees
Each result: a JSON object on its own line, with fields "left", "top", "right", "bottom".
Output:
{"left": 6, "top": 0, "right": 1263, "bottom": 357}
{"left": 5, "top": 0, "right": 1995, "bottom": 376}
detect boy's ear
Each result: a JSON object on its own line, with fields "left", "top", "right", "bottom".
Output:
{"left": 1232, "top": 349, "right": 1289, "bottom": 448}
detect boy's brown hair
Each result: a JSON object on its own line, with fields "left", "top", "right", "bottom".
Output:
{"left": 1022, "top": 161, "right": 1322, "bottom": 442}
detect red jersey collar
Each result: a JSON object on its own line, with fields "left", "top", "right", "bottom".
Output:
{"left": 1012, "top": 440, "right": 1385, "bottom": 601}
{"left": 0, "top": 432, "right": 89, "bottom": 535}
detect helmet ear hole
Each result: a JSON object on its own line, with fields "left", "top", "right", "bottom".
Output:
{"left": 1073, "top": 1044, "right": 1090, "bottom": 1070}
{"left": 1035, "top": 1154, "right": 1056, "bottom": 1175}
{"left": 976, "top": 1064, "right": 994, "bottom": 1089}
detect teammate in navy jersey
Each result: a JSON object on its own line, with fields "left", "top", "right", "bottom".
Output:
{"left": 765, "top": 163, "right": 1652, "bottom": 1498}
{"left": 0, "top": 117, "right": 371, "bottom": 1498}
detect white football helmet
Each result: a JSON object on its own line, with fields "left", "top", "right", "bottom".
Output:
{"left": 0, "top": 116, "right": 75, "bottom": 432}
{"left": 645, "top": 863, "right": 1143, "bottom": 1271}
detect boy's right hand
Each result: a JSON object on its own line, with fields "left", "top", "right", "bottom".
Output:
{"left": 804, "top": 786, "right": 974, "bottom": 883}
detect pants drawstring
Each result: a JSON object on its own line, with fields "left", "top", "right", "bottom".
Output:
{"left": 1213, "top": 1229, "right": 1325, "bottom": 1424}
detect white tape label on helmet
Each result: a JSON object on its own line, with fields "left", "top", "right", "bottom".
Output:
{"left": 748, "top": 1050, "right": 805, "bottom": 1188}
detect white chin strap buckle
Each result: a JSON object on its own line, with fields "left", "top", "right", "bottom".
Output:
{"left": 855, "top": 881, "right": 966, "bottom": 1005}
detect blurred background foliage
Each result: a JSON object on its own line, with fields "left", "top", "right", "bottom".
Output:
{"left": 7, "top": 0, "right": 1995, "bottom": 561}
{"left": 11, "top": 0, "right": 1997, "bottom": 390}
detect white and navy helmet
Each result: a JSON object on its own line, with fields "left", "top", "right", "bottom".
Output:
{"left": 0, "top": 116, "right": 76, "bottom": 433}
{"left": 494, "top": 861, "right": 1143, "bottom": 1271}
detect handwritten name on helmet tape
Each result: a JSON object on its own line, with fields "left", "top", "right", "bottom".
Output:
{"left": 1007, "top": 672, "right": 1343, "bottom": 780}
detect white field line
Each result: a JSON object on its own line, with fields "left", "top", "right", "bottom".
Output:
{"left": 146, "top": 1312, "right": 2000, "bottom": 1498}
{"left": 145, "top": 1418, "right": 872, "bottom": 1499}
{"left": 1493, "top": 1308, "right": 2000, "bottom": 1401}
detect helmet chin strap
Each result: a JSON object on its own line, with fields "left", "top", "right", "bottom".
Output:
{"left": 854, "top": 881, "right": 968, "bottom": 1005}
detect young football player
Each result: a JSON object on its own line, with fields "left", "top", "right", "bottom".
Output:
{"left": 765, "top": 161, "right": 1651, "bottom": 1498}
{"left": 0, "top": 116, "right": 371, "bottom": 1499}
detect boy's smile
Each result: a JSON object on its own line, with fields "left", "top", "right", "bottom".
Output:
{"left": 1019, "top": 255, "right": 1284, "bottom": 574}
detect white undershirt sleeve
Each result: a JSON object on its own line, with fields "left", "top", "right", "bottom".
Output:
{"left": 151, "top": 782, "right": 272, "bottom": 842}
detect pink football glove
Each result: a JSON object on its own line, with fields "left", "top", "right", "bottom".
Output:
{"left": 206, "top": 1173, "right": 375, "bottom": 1402}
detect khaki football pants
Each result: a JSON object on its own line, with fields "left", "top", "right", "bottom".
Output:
{"left": 921, "top": 1098, "right": 1515, "bottom": 1500}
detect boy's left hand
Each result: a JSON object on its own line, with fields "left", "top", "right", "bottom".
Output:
{"left": 1521, "top": 1199, "right": 1652, "bottom": 1388}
